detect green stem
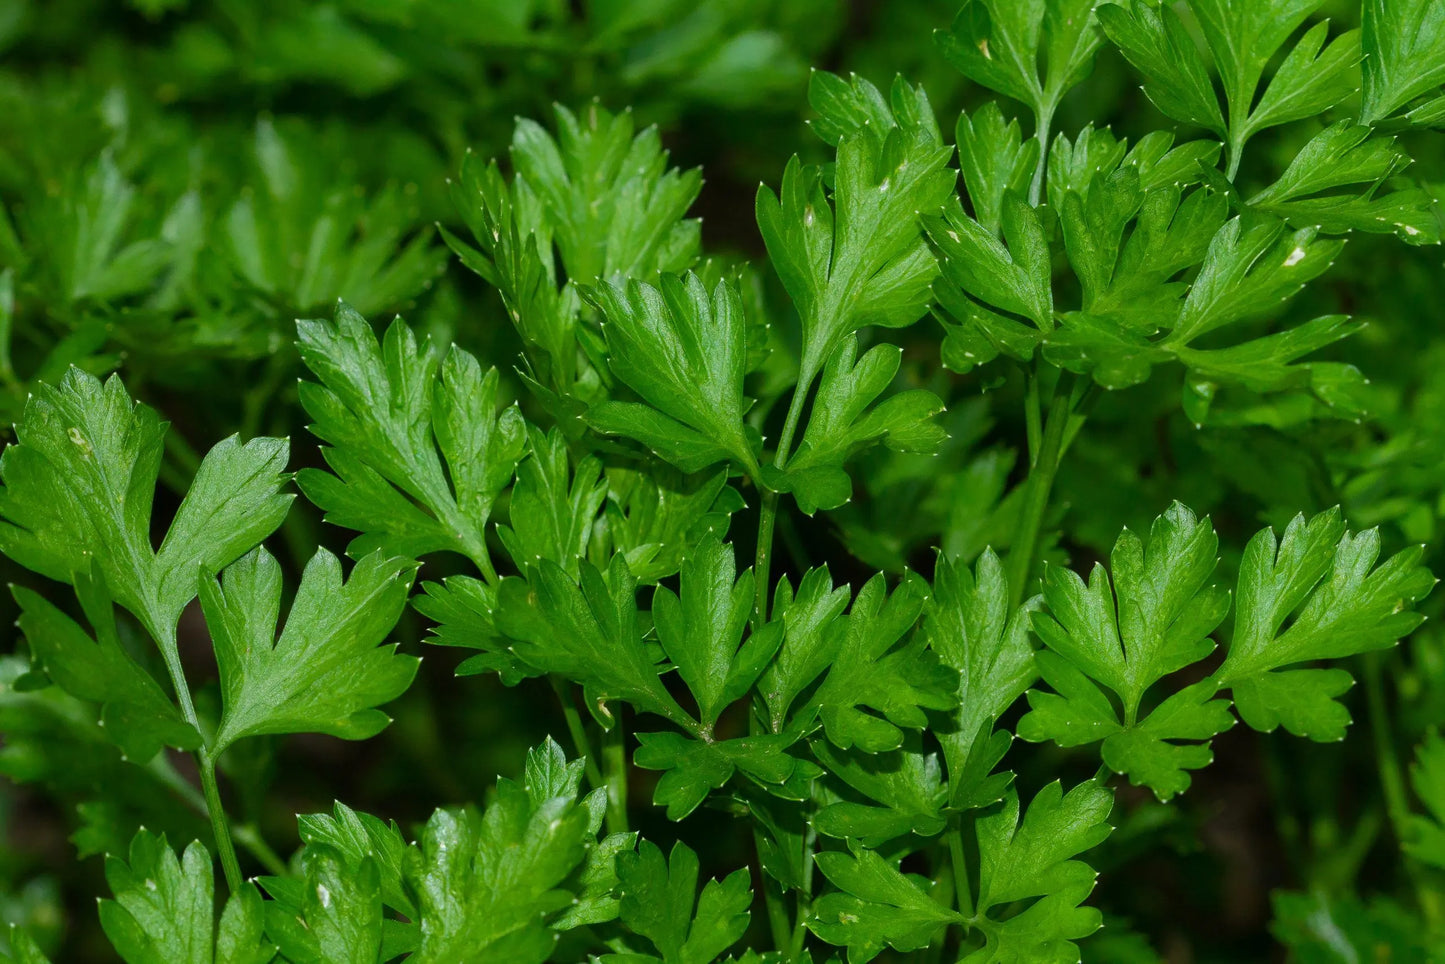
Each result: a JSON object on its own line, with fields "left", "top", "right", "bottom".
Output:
{"left": 949, "top": 819, "right": 974, "bottom": 918}
{"left": 602, "top": 713, "right": 629, "bottom": 836}
{"left": 152, "top": 623, "right": 242, "bottom": 892}
{"left": 754, "top": 360, "right": 816, "bottom": 625}
{"left": 200, "top": 754, "right": 243, "bottom": 892}
{"left": 551, "top": 677, "right": 606, "bottom": 797}
{"left": 1364, "top": 653, "right": 1410, "bottom": 843}
{"left": 146, "top": 755, "right": 287, "bottom": 876}
{"left": 1028, "top": 101, "right": 1056, "bottom": 208}
{"left": 760, "top": 853, "right": 792, "bottom": 954}
{"left": 787, "top": 819, "right": 818, "bottom": 959}
{"left": 1005, "top": 375, "right": 1076, "bottom": 608}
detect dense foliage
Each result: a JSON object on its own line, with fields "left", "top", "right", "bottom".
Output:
{"left": 2, "top": 0, "right": 1445, "bottom": 960}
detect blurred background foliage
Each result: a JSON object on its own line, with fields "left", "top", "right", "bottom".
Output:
{"left": 1, "top": 0, "right": 1444, "bottom": 960}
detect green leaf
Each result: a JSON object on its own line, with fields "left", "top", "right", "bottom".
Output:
{"left": 14, "top": 572, "right": 199, "bottom": 761}
{"left": 406, "top": 739, "right": 616, "bottom": 962}
{"left": 613, "top": 841, "right": 752, "bottom": 964}
{"left": 296, "top": 801, "right": 416, "bottom": 919}
{"left": 261, "top": 846, "right": 383, "bottom": 964}
{"left": 1247, "top": 122, "right": 1437, "bottom": 244}
{"left": 809, "top": 841, "right": 963, "bottom": 963}
{"left": 936, "top": 0, "right": 1103, "bottom": 120}
{"left": 201, "top": 547, "right": 418, "bottom": 754}
{"left": 448, "top": 105, "right": 702, "bottom": 401}
{"left": 0, "top": 928, "right": 53, "bottom": 964}
{"left": 98, "top": 831, "right": 274, "bottom": 964}
{"left": 634, "top": 730, "right": 797, "bottom": 820}
{"left": 592, "top": 466, "right": 740, "bottom": 585}
{"left": 652, "top": 535, "right": 771, "bottom": 730}
{"left": 497, "top": 424, "right": 607, "bottom": 580}
{"left": 966, "top": 780, "right": 1113, "bottom": 963}
{"left": 775, "top": 338, "right": 946, "bottom": 514}
{"left": 1190, "top": 0, "right": 1324, "bottom": 138}
{"left": 1360, "top": 0, "right": 1445, "bottom": 124}
{"left": 585, "top": 273, "right": 760, "bottom": 477}
{"left": 224, "top": 120, "right": 445, "bottom": 317}
{"left": 509, "top": 105, "right": 702, "bottom": 288}
{"left": 811, "top": 572, "right": 956, "bottom": 753}
{"left": 0, "top": 366, "right": 292, "bottom": 654}
{"left": 927, "top": 550, "right": 1037, "bottom": 810}
{"left": 927, "top": 192, "right": 1053, "bottom": 332}
{"left": 1246, "top": 22, "right": 1362, "bottom": 136}
{"left": 757, "top": 74, "right": 954, "bottom": 381}
{"left": 757, "top": 567, "right": 853, "bottom": 732}
{"left": 494, "top": 553, "right": 694, "bottom": 728}
{"left": 297, "top": 303, "right": 524, "bottom": 575}
{"left": 1217, "top": 508, "right": 1434, "bottom": 740}
{"left": 1164, "top": 217, "right": 1343, "bottom": 347}
{"left": 813, "top": 739, "right": 948, "bottom": 843}
{"left": 1098, "top": 0, "right": 1225, "bottom": 136}
{"left": 954, "top": 104, "right": 1038, "bottom": 237}
{"left": 1019, "top": 504, "right": 1234, "bottom": 799}
{"left": 1405, "top": 730, "right": 1445, "bottom": 870}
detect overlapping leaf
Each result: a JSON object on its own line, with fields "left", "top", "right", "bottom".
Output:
{"left": 99, "top": 832, "right": 273, "bottom": 964}
{"left": 201, "top": 546, "right": 419, "bottom": 754}
{"left": 757, "top": 72, "right": 954, "bottom": 385}
{"left": 1216, "top": 508, "right": 1434, "bottom": 740}
{"left": 297, "top": 304, "right": 524, "bottom": 577}
{"left": 1019, "top": 504, "right": 1234, "bottom": 799}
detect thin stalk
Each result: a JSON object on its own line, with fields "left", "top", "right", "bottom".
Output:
{"left": 1028, "top": 101, "right": 1056, "bottom": 208}
{"left": 787, "top": 819, "right": 818, "bottom": 959}
{"left": 200, "top": 754, "right": 243, "bottom": 892}
{"left": 1005, "top": 377, "right": 1075, "bottom": 608}
{"left": 152, "top": 621, "right": 242, "bottom": 892}
{"left": 1225, "top": 130, "right": 1247, "bottom": 182}
{"left": 146, "top": 755, "right": 287, "bottom": 876}
{"left": 754, "top": 360, "right": 816, "bottom": 625}
{"left": 760, "top": 864, "right": 793, "bottom": 954}
{"left": 602, "top": 714, "right": 629, "bottom": 835}
{"left": 1363, "top": 653, "right": 1410, "bottom": 843}
{"left": 949, "top": 820, "right": 974, "bottom": 919}
{"left": 551, "top": 677, "right": 606, "bottom": 797}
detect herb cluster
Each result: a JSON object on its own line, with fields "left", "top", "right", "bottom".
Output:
{"left": 3, "top": 0, "right": 1445, "bottom": 961}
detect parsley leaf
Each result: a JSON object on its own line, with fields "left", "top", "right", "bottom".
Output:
{"left": 810, "top": 572, "right": 956, "bottom": 753}
{"left": 99, "top": 831, "right": 273, "bottom": 964}
{"left": 0, "top": 366, "right": 292, "bottom": 681}
{"left": 14, "top": 570, "right": 200, "bottom": 762}
{"left": 1360, "top": 0, "right": 1445, "bottom": 124}
{"left": 634, "top": 535, "right": 795, "bottom": 819}
{"left": 813, "top": 739, "right": 948, "bottom": 843}
{"left": 200, "top": 546, "right": 419, "bottom": 755}
{"left": 405, "top": 739, "right": 614, "bottom": 962}
{"left": 494, "top": 553, "right": 695, "bottom": 728}
{"left": 1101, "top": 0, "right": 1360, "bottom": 173}
{"left": 810, "top": 841, "right": 963, "bottom": 962}
{"left": 1405, "top": 731, "right": 1445, "bottom": 870}
{"left": 606, "top": 840, "right": 752, "bottom": 964}
{"left": 770, "top": 338, "right": 946, "bottom": 514}
{"left": 927, "top": 550, "right": 1037, "bottom": 810}
{"left": 757, "top": 71, "right": 954, "bottom": 386}
{"left": 967, "top": 780, "right": 1113, "bottom": 962}
{"left": 446, "top": 106, "right": 702, "bottom": 408}
{"left": 1247, "top": 122, "right": 1438, "bottom": 244}
{"left": 1216, "top": 508, "right": 1434, "bottom": 740}
{"left": 261, "top": 845, "right": 385, "bottom": 964}
{"left": 585, "top": 273, "right": 762, "bottom": 479}
{"left": 297, "top": 304, "right": 524, "bottom": 578}
{"left": 1019, "top": 503, "right": 1234, "bottom": 800}
{"left": 937, "top": 0, "right": 1103, "bottom": 150}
